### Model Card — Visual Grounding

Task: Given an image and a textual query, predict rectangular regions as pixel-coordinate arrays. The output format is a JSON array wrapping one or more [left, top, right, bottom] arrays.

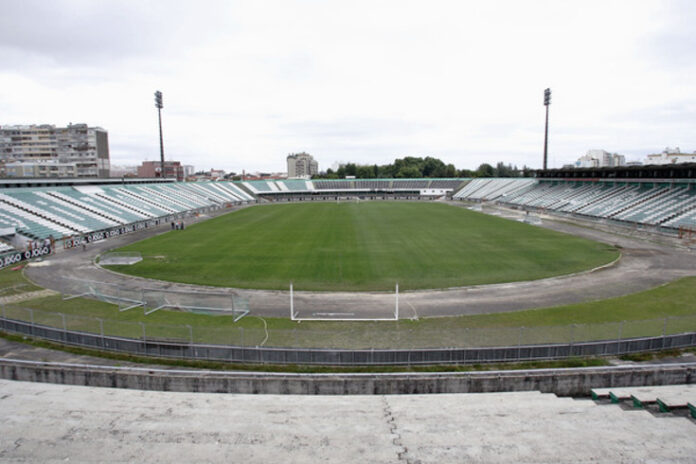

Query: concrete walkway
[[0, 289, 58, 305], [1, 378, 694, 463], [23, 202, 696, 319]]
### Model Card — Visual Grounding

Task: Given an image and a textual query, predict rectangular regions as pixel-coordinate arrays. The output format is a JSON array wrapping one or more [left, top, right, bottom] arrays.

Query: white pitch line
[[313, 312, 355, 317], [406, 301, 419, 320], [254, 316, 269, 347]]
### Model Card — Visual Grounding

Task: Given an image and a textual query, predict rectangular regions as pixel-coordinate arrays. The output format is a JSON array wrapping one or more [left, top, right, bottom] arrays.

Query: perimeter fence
[[1, 305, 695, 351], [1, 310, 695, 365]]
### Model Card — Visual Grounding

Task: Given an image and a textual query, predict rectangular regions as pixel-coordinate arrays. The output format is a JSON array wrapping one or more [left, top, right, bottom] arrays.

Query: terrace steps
[[0, 195, 82, 236], [590, 384, 696, 419], [94, 192, 155, 218], [45, 191, 127, 225]]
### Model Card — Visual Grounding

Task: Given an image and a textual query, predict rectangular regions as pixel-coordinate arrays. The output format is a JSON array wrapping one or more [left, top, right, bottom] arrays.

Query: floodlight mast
[[543, 88, 551, 171], [154, 91, 165, 178]]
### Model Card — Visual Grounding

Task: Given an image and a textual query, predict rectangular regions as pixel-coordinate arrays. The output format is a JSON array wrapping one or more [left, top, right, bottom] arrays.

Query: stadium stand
[[57, 187, 148, 222], [45, 189, 131, 224], [242, 180, 273, 193], [590, 384, 696, 413], [392, 179, 429, 189], [0, 199, 75, 238], [452, 178, 535, 201], [354, 180, 391, 189], [103, 186, 178, 215], [0, 241, 14, 254], [0, 191, 88, 234], [155, 184, 211, 208], [218, 182, 255, 201], [314, 180, 353, 190], [2, 173, 692, 245], [429, 179, 468, 189], [180, 183, 230, 203], [0, 182, 250, 241], [277, 179, 310, 191], [454, 178, 696, 229]]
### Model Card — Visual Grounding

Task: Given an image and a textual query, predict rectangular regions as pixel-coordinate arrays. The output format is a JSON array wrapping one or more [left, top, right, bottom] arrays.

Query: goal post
[[142, 288, 249, 321], [290, 282, 400, 322]]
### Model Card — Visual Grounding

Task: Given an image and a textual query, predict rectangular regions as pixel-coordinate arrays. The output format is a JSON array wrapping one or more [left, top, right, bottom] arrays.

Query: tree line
[[313, 157, 534, 179]]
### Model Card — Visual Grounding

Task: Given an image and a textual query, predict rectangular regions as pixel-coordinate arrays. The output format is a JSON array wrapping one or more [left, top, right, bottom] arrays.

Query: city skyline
[[1, 0, 695, 173]]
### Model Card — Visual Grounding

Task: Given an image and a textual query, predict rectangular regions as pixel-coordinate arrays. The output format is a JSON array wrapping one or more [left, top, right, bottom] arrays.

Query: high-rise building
[[287, 152, 318, 178], [0, 124, 110, 177]]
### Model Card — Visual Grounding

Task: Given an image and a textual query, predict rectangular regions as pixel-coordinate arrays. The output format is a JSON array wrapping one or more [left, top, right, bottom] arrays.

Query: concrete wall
[[1, 358, 694, 396]]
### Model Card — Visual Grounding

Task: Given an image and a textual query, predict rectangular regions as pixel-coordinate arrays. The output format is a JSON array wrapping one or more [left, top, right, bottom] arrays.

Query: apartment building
[[286, 152, 318, 178], [0, 124, 110, 178]]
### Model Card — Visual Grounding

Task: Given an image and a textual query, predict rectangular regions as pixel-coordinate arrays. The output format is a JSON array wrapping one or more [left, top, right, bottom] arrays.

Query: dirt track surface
[[24, 202, 696, 319]]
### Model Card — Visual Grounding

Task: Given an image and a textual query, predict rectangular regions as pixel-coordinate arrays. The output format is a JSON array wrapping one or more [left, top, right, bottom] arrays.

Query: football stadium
[[0, 170, 695, 358], [1, 168, 696, 461], [4, 2, 696, 461]]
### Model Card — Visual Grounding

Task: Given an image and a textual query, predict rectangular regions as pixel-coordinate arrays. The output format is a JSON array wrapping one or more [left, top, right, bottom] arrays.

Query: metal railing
[[1, 306, 695, 365]]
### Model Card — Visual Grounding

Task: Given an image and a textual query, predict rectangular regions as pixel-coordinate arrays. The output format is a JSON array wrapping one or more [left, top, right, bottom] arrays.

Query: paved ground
[[1, 378, 694, 463], [0, 289, 58, 305], [0, 337, 191, 369], [23, 201, 696, 319]]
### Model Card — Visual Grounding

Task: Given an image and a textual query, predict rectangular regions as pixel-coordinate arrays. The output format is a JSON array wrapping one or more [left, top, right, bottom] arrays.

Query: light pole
[[543, 88, 551, 170], [154, 90, 165, 178]]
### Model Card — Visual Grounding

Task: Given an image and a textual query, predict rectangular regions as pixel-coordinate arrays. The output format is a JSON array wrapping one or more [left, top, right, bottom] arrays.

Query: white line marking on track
[[406, 301, 419, 320]]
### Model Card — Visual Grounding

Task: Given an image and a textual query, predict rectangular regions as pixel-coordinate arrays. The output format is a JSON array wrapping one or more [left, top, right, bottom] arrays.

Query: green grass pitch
[[107, 202, 619, 291]]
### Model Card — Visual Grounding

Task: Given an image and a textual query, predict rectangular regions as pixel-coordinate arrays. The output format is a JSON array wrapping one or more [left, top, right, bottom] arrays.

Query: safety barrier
[[2, 316, 695, 366]]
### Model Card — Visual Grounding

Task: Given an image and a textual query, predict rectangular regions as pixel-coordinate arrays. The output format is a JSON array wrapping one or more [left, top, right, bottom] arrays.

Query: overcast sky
[[2, 0, 695, 173]]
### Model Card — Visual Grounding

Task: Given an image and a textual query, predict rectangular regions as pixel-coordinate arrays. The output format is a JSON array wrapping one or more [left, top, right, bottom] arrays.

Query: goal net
[[142, 288, 249, 321]]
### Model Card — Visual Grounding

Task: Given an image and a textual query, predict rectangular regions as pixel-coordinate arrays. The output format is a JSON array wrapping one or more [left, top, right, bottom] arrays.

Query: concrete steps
[[591, 384, 696, 417], [2, 380, 695, 463]]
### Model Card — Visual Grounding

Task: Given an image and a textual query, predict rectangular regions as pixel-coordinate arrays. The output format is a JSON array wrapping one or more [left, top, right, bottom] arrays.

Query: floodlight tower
[[543, 88, 551, 170], [154, 90, 165, 178]]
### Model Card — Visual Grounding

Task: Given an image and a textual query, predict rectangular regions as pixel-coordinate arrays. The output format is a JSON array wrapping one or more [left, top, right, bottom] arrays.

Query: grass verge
[[2, 276, 695, 349]]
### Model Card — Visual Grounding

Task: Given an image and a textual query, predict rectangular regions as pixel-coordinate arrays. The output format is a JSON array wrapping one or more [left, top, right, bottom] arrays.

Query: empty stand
[[392, 179, 429, 189], [314, 180, 354, 190], [457, 178, 696, 229]]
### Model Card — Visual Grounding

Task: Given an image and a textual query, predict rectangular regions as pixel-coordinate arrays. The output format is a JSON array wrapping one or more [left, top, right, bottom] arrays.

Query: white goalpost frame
[[142, 288, 249, 321], [61, 279, 145, 312], [290, 282, 400, 322]]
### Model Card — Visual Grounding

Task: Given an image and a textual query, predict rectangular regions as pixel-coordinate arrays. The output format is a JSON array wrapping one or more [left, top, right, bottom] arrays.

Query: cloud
[[0, 1, 233, 66], [1, 0, 695, 172]]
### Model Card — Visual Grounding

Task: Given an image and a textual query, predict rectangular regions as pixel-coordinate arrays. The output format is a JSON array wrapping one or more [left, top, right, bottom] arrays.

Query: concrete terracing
[[23, 202, 696, 319], [1, 378, 694, 463]]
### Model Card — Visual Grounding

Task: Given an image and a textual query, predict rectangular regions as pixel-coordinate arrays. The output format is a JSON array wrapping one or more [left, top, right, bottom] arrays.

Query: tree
[[476, 163, 495, 177], [422, 157, 445, 177], [356, 165, 375, 178], [395, 166, 421, 178]]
